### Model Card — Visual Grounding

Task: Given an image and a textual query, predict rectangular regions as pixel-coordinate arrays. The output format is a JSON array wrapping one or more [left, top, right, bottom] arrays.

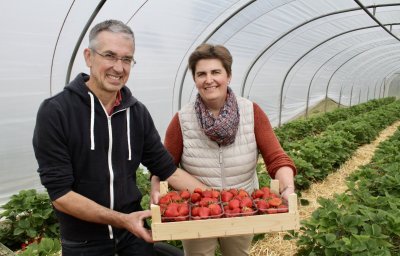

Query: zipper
[[97, 100, 128, 239], [219, 147, 226, 189], [107, 116, 115, 239]]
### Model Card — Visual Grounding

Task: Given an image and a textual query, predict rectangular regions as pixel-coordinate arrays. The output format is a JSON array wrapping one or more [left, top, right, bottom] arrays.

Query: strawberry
[[240, 197, 253, 208], [178, 204, 189, 216], [237, 189, 249, 198], [165, 191, 178, 197], [256, 199, 269, 210], [208, 203, 222, 216], [211, 190, 220, 199], [180, 190, 190, 200], [194, 187, 203, 194], [223, 204, 230, 211], [159, 195, 171, 205], [241, 206, 255, 216], [164, 205, 179, 217], [190, 192, 201, 203], [170, 194, 182, 202], [221, 191, 234, 202], [261, 193, 271, 200], [268, 198, 282, 207], [160, 204, 167, 214], [261, 186, 270, 194], [266, 208, 278, 214], [251, 189, 264, 199], [191, 206, 200, 217], [202, 190, 213, 198], [228, 199, 240, 210], [225, 207, 240, 217], [228, 188, 238, 196], [199, 197, 218, 207], [198, 206, 210, 218], [168, 202, 180, 209], [269, 193, 279, 198]]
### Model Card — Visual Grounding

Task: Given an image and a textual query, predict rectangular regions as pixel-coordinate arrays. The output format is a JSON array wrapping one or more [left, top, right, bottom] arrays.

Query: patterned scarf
[[195, 87, 240, 146]]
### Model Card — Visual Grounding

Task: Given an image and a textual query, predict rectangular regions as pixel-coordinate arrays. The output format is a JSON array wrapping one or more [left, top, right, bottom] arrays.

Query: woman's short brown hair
[[188, 43, 232, 78]]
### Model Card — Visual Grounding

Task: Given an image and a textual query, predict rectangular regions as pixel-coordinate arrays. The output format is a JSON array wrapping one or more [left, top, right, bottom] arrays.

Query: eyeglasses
[[90, 48, 136, 67]]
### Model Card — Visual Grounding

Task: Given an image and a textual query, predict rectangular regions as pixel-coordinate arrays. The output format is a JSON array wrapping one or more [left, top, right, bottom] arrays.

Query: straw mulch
[[250, 120, 400, 256]]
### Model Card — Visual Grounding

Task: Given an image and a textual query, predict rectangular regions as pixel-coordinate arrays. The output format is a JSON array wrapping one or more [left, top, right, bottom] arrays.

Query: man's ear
[[83, 48, 92, 67]]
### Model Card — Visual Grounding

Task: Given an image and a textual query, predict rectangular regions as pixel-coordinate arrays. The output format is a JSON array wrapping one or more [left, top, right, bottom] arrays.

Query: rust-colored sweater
[[164, 102, 296, 178]]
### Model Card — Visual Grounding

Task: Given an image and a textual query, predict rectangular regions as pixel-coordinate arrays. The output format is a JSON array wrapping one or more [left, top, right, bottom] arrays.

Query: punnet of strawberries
[[251, 186, 289, 214], [157, 186, 289, 222], [159, 190, 191, 222]]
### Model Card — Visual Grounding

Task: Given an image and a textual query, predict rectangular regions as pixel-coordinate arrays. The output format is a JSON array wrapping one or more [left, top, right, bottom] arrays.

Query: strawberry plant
[[0, 189, 59, 251], [18, 237, 61, 256], [297, 127, 400, 255]]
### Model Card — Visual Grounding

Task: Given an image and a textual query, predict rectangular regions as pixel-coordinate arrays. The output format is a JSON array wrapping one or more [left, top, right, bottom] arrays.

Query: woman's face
[[194, 58, 231, 107]]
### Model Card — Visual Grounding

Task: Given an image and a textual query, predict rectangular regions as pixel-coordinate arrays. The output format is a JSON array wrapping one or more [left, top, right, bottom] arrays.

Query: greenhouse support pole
[[65, 0, 106, 86], [350, 86, 354, 107]]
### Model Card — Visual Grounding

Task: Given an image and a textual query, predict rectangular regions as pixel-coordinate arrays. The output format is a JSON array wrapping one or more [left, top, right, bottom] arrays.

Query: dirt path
[[250, 120, 400, 256]]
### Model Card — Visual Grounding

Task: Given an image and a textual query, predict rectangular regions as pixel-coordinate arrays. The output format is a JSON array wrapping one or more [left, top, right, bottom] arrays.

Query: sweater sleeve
[[253, 103, 297, 178], [164, 113, 183, 166], [32, 100, 74, 201], [140, 104, 177, 181]]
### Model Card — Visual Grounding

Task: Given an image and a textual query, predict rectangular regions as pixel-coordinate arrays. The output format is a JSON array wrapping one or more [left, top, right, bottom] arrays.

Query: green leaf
[[18, 218, 30, 229], [26, 228, 37, 238], [13, 227, 24, 236], [325, 233, 336, 244]]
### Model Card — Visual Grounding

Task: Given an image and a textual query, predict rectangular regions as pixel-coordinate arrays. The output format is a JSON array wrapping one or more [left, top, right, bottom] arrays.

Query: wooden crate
[[151, 180, 300, 241], [0, 242, 15, 256]]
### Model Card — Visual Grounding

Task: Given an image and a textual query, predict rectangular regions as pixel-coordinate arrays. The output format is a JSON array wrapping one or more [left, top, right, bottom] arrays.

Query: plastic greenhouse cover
[[0, 0, 399, 205]]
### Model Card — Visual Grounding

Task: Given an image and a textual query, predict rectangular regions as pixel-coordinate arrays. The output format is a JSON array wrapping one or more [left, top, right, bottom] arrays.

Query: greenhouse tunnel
[[0, 0, 399, 205]]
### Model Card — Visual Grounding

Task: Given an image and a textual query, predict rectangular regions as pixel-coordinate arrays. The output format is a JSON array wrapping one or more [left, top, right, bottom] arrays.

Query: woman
[[154, 43, 296, 256]]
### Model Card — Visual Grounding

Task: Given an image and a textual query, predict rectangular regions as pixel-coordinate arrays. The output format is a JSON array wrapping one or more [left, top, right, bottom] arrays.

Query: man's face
[[84, 31, 135, 95]]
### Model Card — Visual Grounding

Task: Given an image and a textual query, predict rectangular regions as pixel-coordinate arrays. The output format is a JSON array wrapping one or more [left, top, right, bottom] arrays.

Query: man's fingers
[[138, 227, 154, 243], [140, 209, 152, 218]]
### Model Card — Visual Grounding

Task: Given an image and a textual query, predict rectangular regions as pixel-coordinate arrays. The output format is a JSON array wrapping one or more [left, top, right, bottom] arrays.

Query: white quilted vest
[[178, 97, 259, 193]]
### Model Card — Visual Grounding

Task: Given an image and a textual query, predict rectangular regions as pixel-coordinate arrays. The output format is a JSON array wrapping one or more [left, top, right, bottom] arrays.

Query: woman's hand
[[150, 175, 161, 205], [280, 185, 295, 201]]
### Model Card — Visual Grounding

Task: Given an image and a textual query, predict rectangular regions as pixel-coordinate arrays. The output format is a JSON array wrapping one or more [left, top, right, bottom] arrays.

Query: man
[[33, 19, 206, 256]]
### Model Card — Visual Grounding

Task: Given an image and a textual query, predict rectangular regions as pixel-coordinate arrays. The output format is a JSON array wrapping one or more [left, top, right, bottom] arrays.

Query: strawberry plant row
[[286, 100, 400, 190], [296, 126, 400, 255], [274, 97, 395, 146]]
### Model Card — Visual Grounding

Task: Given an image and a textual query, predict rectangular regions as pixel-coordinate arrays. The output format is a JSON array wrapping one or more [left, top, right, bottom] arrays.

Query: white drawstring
[[88, 92, 95, 150], [126, 108, 132, 160]]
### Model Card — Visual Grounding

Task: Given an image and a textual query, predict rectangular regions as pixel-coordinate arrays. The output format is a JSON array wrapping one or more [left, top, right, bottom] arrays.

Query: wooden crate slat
[[152, 211, 299, 241]]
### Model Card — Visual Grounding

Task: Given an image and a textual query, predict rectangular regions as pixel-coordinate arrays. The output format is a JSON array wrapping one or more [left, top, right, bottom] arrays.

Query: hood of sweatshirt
[[65, 73, 138, 109], [65, 73, 138, 160]]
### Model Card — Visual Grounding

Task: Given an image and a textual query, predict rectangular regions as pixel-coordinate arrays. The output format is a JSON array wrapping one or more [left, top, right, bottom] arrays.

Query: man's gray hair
[[88, 20, 135, 49]]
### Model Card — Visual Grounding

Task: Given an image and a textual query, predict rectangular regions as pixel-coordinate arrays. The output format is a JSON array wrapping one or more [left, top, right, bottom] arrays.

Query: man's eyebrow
[[103, 50, 133, 58]]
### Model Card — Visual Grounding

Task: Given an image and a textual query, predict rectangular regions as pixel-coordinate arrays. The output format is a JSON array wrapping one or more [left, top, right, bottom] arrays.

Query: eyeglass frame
[[90, 48, 137, 67]]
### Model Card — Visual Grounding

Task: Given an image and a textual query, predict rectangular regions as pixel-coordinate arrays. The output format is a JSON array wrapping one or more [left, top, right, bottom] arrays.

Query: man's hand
[[53, 191, 154, 243], [121, 210, 154, 243]]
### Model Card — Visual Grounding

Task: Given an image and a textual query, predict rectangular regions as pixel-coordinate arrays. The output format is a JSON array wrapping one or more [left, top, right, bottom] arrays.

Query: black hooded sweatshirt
[[33, 73, 176, 241]]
